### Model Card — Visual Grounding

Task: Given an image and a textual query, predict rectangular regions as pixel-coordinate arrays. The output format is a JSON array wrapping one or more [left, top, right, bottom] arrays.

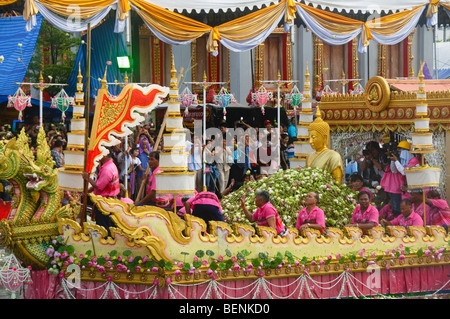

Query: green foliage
[[27, 20, 81, 96], [221, 167, 357, 229]]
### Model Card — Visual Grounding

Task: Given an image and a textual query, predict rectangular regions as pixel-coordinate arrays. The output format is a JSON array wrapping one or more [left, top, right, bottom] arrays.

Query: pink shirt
[[428, 199, 450, 227], [390, 211, 423, 227], [351, 204, 379, 226], [412, 203, 432, 225], [93, 159, 120, 197], [146, 167, 169, 204], [379, 204, 395, 221], [252, 201, 284, 234], [189, 192, 222, 213], [295, 206, 325, 233]]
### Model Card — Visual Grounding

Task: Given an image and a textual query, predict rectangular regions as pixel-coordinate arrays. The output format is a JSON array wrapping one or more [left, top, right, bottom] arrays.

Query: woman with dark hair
[[295, 192, 325, 234], [346, 190, 379, 232]]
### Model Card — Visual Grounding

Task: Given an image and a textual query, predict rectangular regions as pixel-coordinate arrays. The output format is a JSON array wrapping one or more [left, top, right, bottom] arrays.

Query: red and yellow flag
[[86, 83, 169, 173]]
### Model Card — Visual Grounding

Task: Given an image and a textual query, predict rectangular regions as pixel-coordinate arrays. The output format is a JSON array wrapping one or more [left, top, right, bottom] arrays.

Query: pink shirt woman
[[295, 192, 326, 234]]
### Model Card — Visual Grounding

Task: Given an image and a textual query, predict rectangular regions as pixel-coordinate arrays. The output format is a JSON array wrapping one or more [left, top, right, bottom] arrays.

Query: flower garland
[[44, 234, 448, 286]]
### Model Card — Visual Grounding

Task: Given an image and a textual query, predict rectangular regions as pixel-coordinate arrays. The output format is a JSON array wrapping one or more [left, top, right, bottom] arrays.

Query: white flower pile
[[221, 167, 357, 229]]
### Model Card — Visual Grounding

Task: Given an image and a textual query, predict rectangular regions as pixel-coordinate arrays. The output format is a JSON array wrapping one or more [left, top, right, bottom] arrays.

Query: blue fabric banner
[[0, 14, 43, 103]]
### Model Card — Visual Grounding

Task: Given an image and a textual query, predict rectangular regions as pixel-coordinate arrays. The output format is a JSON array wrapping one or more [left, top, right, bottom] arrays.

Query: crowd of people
[[0, 114, 449, 238]]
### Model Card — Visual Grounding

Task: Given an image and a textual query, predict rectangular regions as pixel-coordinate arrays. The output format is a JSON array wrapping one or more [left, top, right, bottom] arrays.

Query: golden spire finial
[[170, 54, 176, 79], [305, 62, 310, 80], [77, 62, 83, 85], [277, 69, 281, 80], [39, 70, 43, 84], [124, 71, 129, 83], [316, 105, 321, 119], [203, 71, 207, 82], [101, 66, 107, 89], [418, 61, 425, 84]]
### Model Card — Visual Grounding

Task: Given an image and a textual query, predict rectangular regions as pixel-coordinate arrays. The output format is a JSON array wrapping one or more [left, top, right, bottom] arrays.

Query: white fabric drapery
[[34, 1, 113, 32]]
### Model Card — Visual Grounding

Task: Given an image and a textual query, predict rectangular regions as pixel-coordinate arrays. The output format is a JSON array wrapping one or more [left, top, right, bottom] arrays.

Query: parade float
[[0, 0, 449, 300], [0, 59, 447, 299]]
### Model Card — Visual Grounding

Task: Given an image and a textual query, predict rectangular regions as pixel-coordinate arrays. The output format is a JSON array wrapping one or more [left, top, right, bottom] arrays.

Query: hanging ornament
[[251, 85, 273, 115], [0, 253, 32, 299], [51, 88, 75, 121], [350, 83, 364, 95], [284, 85, 304, 108], [179, 87, 198, 116], [7, 87, 32, 121], [213, 87, 237, 120]]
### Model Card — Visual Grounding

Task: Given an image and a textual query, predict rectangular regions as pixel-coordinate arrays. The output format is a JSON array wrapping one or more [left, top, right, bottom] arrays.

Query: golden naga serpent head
[[24, 127, 58, 193]]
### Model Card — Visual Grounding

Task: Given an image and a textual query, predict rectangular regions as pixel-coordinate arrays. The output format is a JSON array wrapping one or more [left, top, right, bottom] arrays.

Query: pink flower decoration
[[174, 270, 181, 276], [327, 255, 332, 260], [151, 267, 159, 273], [166, 278, 172, 285], [336, 254, 341, 260], [153, 278, 159, 286]]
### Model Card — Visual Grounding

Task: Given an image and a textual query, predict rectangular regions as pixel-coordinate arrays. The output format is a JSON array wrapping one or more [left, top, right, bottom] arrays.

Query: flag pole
[[81, 22, 92, 224]]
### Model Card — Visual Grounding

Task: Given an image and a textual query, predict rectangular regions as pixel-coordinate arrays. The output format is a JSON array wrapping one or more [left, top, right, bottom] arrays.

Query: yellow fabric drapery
[[23, 0, 39, 22], [207, 1, 286, 52], [366, 4, 425, 36], [297, 3, 372, 46], [131, 0, 211, 42], [426, 0, 440, 18], [0, 0, 17, 5], [37, 2, 109, 18]]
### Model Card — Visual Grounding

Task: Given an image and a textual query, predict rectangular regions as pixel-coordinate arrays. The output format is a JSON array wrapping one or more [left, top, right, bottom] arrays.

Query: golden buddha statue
[[306, 107, 344, 184]]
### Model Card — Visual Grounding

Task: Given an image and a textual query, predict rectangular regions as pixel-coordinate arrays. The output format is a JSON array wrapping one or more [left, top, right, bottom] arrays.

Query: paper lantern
[[7, 88, 31, 120], [51, 88, 75, 120]]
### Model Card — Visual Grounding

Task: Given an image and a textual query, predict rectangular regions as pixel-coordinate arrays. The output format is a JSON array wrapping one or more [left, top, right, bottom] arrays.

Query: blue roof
[[0, 15, 43, 103]]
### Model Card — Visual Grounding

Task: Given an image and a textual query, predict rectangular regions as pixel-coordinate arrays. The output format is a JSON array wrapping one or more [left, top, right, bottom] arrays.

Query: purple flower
[[151, 267, 159, 273], [45, 248, 55, 257]]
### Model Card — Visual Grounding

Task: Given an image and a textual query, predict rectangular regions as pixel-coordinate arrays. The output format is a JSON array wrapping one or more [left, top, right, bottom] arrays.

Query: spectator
[[287, 117, 297, 139], [215, 138, 233, 193], [51, 140, 65, 168], [346, 191, 379, 232], [361, 141, 385, 186], [187, 133, 203, 192], [240, 189, 286, 235], [380, 145, 404, 217], [349, 174, 373, 199], [136, 135, 151, 192], [380, 199, 423, 228], [280, 133, 289, 170], [295, 192, 325, 234], [204, 139, 219, 193]]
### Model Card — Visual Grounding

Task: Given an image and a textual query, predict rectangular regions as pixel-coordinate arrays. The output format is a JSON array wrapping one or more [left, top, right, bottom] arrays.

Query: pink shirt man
[[390, 211, 423, 227], [295, 206, 326, 233], [252, 201, 284, 234], [187, 192, 222, 213], [93, 159, 120, 197], [351, 204, 379, 226]]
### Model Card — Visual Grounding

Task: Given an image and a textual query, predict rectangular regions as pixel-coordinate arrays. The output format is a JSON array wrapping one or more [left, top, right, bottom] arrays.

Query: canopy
[[6, 0, 449, 56], [0, 14, 43, 103]]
